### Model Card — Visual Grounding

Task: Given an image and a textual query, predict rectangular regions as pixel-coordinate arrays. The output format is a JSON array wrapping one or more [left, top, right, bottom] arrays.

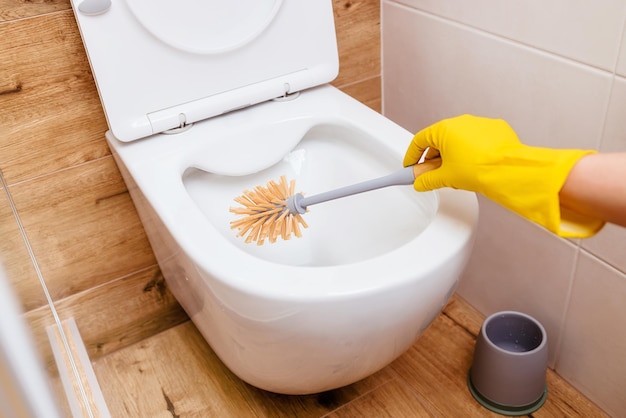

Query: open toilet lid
[[71, 0, 339, 142]]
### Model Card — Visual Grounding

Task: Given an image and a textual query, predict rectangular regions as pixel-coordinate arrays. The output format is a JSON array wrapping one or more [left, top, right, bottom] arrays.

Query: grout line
[[0, 8, 73, 24], [579, 246, 626, 276], [0, 168, 95, 418], [611, 13, 626, 75], [384, 0, 617, 76], [4, 154, 113, 189], [552, 245, 581, 371], [60, 262, 161, 301], [334, 74, 381, 90], [396, 377, 441, 417], [380, 0, 386, 116], [387, 364, 441, 417], [597, 12, 626, 151], [441, 310, 478, 339]]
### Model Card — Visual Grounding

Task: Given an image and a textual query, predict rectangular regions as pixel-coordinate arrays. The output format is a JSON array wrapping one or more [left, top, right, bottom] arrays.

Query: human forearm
[[559, 152, 626, 229]]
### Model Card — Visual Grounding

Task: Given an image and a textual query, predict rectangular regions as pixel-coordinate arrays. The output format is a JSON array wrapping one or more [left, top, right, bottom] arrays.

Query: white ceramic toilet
[[71, 0, 478, 394]]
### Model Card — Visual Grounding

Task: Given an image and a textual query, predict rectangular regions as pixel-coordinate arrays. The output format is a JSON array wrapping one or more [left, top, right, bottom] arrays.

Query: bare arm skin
[[559, 153, 626, 228]]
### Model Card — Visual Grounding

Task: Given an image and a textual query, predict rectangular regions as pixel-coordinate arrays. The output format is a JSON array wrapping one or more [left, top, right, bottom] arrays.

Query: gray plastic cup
[[468, 311, 548, 415]]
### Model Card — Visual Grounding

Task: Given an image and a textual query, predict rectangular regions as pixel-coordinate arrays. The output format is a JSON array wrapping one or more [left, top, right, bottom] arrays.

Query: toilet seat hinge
[[162, 113, 193, 135], [273, 83, 300, 102]]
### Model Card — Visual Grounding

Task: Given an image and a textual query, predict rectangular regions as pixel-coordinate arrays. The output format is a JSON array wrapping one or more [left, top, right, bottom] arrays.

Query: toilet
[[71, 0, 478, 394]]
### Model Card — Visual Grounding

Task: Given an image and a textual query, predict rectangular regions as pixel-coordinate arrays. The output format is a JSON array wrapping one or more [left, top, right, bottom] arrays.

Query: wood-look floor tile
[[0, 11, 110, 184], [9, 156, 156, 301], [25, 265, 189, 376], [0, 184, 48, 311], [0, 0, 70, 22], [91, 296, 609, 417], [94, 320, 398, 418], [93, 321, 265, 418], [53, 266, 188, 360], [442, 294, 484, 337], [391, 311, 502, 417], [534, 370, 610, 418], [326, 379, 436, 417], [332, 0, 380, 87], [246, 367, 395, 418]]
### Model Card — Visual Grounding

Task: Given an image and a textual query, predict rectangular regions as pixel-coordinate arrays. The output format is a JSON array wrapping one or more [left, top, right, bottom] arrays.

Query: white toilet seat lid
[[71, 0, 339, 142], [125, 0, 282, 54]]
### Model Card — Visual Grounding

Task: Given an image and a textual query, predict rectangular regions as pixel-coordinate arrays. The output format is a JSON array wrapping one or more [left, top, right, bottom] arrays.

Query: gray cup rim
[[481, 310, 547, 356]]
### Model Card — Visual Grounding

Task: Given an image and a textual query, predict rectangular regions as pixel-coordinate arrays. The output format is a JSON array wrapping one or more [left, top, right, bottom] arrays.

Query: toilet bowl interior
[[183, 123, 438, 267]]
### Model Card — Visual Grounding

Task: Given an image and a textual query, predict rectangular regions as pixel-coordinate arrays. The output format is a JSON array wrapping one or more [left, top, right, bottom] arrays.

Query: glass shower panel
[[0, 171, 72, 416]]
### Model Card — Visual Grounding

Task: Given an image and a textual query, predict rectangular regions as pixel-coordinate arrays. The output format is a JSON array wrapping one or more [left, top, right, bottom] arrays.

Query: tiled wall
[[381, 1, 626, 415]]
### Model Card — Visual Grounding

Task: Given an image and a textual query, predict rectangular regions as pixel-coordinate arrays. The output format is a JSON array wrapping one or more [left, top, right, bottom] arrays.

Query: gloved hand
[[404, 115, 603, 237]]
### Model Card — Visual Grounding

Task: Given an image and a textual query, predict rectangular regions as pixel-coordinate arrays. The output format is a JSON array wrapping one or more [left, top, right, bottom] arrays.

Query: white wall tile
[[388, 0, 626, 71], [382, 2, 612, 151], [582, 224, 626, 274], [456, 197, 578, 366], [556, 253, 626, 416], [600, 75, 626, 152], [616, 27, 626, 76]]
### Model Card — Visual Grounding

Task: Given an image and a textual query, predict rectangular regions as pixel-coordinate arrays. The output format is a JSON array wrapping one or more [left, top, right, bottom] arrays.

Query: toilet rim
[[110, 87, 478, 300], [121, 157, 476, 303], [142, 165, 475, 300]]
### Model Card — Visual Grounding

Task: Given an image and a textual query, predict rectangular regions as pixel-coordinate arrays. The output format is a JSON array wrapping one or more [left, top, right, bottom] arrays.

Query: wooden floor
[[91, 295, 607, 417]]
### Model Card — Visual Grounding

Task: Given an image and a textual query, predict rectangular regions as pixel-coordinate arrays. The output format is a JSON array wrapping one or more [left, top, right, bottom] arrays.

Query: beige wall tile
[[583, 224, 626, 274], [556, 253, 626, 416], [599, 75, 626, 153], [388, 0, 626, 71], [382, 2, 611, 151], [616, 25, 626, 77]]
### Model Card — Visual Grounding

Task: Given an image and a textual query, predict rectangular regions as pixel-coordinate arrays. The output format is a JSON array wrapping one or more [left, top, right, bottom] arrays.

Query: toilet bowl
[[71, 0, 478, 394]]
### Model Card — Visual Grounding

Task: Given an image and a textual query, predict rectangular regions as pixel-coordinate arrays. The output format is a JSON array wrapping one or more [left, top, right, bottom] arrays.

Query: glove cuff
[[484, 147, 603, 238]]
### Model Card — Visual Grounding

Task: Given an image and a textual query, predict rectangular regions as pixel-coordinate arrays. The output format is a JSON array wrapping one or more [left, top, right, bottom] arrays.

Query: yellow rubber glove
[[404, 115, 604, 238]]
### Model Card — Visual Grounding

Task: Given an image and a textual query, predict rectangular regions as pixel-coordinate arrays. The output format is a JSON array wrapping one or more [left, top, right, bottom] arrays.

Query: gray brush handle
[[287, 165, 416, 215]]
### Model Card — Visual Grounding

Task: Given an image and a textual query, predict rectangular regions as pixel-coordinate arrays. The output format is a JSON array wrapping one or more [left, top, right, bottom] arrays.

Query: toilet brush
[[229, 158, 441, 245]]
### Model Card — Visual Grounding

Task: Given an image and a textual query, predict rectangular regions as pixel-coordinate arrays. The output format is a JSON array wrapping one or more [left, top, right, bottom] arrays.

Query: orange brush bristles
[[229, 175, 308, 245]]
